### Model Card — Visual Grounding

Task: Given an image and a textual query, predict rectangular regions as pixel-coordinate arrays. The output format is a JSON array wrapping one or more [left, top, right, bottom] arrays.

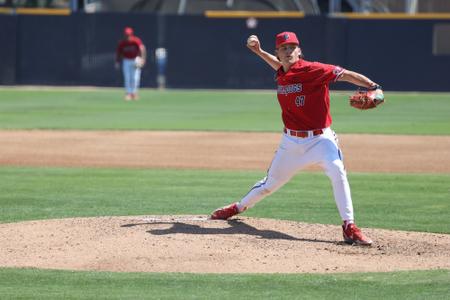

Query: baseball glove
[[349, 85, 385, 110]]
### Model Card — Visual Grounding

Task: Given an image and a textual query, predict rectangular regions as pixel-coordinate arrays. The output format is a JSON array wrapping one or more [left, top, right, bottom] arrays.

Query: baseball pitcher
[[211, 32, 385, 246]]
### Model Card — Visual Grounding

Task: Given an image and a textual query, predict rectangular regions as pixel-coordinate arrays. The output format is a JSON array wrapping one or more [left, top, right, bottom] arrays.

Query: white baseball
[[247, 36, 258, 47]]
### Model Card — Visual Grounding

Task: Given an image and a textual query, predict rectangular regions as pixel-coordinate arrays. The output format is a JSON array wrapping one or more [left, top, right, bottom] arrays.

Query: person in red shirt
[[211, 32, 383, 246], [115, 27, 147, 101]]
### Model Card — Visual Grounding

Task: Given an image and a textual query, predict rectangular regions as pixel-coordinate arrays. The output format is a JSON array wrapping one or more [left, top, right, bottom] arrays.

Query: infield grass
[[1, 167, 449, 233], [0, 268, 448, 300], [0, 88, 449, 134]]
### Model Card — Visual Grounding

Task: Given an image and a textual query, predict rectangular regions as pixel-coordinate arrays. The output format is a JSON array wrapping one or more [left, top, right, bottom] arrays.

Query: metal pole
[[178, 0, 187, 15], [310, 0, 320, 15], [156, 14, 167, 89], [406, 0, 418, 14], [329, 0, 342, 14], [361, 0, 371, 13], [70, 0, 78, 12]]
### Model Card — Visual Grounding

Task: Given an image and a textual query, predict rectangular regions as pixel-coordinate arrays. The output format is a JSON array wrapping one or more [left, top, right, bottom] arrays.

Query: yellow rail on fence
[[332, 12, 450, 20], [205, 10, 304, 18], [0, 7, 70, 15]]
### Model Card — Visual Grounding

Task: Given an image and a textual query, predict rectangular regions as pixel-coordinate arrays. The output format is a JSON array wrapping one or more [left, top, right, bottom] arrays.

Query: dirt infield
[[1, 130, 449, 273], [1, 130, 450, 173]]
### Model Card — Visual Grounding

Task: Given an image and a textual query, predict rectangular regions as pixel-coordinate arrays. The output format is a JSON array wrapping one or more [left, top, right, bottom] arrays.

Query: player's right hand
[[114, 62, 120, 70], [246, 35, 261, 52]]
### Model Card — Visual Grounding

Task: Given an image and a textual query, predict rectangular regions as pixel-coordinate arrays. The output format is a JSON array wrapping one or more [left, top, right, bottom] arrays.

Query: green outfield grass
[[0, 268, 448, 300], [0, 88, 449, 134]]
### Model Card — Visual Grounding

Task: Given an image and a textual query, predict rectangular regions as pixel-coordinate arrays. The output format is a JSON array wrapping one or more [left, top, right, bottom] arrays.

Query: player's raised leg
[[211, 139, 297, 220], [210, 173, 292, 220]]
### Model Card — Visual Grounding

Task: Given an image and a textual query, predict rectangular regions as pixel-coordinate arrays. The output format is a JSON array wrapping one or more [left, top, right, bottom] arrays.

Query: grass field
[[1, 167, 449, 233], [0, 88, 449, 299], [0, 88, 449, 134], [0, 268, 448, 300]]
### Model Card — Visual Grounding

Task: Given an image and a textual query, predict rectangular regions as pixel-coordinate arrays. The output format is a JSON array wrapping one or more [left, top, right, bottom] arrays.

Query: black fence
[[0, 13, 449, 91]]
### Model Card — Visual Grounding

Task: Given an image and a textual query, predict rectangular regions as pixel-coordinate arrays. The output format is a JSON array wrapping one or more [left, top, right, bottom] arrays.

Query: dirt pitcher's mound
[[1, 216, 449, 274]]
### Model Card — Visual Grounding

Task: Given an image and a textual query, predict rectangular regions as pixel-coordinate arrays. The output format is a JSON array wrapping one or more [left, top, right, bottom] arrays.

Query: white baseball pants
[[237, 128, 354, 222], [122, 58, 141, 94]]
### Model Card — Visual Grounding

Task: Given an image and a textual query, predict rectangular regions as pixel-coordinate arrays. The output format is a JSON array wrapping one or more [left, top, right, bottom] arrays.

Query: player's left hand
[[349, 86, 384, 110]]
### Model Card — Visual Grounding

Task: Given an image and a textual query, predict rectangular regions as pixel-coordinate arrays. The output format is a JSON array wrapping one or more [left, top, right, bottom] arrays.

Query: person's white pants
[[237, 127, 354, 222], [122, 58, 141, 94]]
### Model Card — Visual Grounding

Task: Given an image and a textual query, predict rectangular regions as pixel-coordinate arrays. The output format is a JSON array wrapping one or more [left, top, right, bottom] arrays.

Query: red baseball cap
[[275, 31, 299, 48], [124, 27, 134, 36]]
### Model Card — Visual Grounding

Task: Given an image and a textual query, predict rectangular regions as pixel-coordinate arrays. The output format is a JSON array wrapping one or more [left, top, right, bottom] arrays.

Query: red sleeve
[[311, 62, 345, 84]]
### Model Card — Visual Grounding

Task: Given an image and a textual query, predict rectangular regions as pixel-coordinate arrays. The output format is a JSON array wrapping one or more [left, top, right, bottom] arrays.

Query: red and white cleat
[[342, 222, 373, 246], [210, 203, 239, 220]]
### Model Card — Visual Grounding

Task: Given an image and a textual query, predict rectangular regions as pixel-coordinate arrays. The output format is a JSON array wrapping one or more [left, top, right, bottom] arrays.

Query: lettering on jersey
[[295, 95, 305, 107], [277, 83, 303, 95]]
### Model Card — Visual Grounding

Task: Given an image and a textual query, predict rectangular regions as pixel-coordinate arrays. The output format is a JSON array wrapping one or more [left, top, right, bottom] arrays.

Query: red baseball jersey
[[116, 36, 143, 59], [276, 59, 345, 130]]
